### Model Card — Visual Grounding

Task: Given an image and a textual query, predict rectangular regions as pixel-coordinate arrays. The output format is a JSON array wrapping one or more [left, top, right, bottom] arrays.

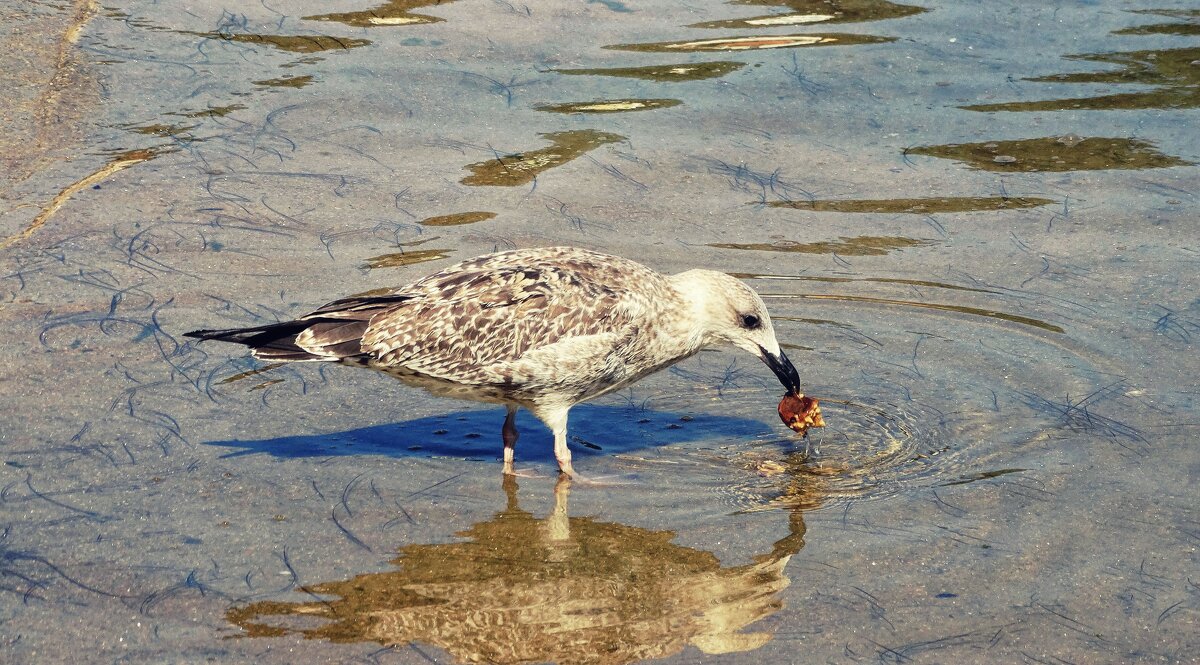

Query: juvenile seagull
[[186, 246, 804, 478]]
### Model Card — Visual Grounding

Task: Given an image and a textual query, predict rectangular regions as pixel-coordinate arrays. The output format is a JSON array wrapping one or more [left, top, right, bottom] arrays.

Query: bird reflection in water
[[226, 476, 817, 663]]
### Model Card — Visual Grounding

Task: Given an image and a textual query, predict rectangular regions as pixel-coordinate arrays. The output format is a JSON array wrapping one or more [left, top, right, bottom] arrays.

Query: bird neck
[[668, 270, 723, 350]]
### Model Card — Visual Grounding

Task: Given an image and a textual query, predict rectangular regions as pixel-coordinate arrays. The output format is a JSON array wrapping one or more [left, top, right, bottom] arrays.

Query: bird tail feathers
[[185, 321, 331, 361], [186, 294, 407, 361]]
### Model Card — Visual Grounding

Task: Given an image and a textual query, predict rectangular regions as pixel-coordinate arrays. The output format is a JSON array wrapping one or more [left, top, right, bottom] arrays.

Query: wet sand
[[1, 1, 1197, 663]]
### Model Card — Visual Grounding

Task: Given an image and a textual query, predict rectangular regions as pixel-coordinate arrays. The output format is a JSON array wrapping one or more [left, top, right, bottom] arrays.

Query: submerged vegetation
[[460, 130, 626, 186], [908, 136, 1192, 172]]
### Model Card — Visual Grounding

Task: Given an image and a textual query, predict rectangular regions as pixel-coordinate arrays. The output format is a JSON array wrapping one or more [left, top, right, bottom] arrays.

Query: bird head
[[671, 269, 803, 394]]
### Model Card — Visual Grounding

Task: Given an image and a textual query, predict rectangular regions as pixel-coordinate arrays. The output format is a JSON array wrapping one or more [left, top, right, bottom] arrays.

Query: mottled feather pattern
[[285, 296, 412, 360], [359, 250, 675, 393], [249, 248, 680, 402]]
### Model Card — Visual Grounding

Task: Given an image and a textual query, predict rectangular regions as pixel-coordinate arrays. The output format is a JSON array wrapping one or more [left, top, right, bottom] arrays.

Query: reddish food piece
[[778, 393, 825, 436]]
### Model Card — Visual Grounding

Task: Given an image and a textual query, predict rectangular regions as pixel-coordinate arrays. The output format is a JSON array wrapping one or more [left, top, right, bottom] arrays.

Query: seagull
[[185, 246, 804, 478]]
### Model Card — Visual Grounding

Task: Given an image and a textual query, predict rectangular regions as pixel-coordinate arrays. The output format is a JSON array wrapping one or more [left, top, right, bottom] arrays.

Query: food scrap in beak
[[778, 392, 825, 436]]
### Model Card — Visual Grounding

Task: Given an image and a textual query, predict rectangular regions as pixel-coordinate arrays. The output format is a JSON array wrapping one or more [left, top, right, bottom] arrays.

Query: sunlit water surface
[[1, 1, 1196, 663]]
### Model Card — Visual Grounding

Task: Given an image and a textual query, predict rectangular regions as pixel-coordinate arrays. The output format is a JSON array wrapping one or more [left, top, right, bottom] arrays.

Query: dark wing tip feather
[[187, 292, 407, 363], [185, 328, 241, 341], [184, 321, 320, 360], [184, 322, 305, 343], [186, 317, 378, 363]]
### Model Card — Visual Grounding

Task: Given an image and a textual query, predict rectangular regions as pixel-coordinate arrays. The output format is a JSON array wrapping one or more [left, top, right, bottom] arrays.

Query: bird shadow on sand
[[205, 404, 775, 464]]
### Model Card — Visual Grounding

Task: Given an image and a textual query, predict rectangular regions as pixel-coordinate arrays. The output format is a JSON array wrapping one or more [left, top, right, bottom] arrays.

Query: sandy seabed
[[1, 1, 1197, 663]]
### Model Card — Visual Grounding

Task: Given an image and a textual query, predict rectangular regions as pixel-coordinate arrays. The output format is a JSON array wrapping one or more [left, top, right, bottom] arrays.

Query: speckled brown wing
[[289, 294, 415, 359], [358, 249, 665, 384], [187, 248, 673, 371]]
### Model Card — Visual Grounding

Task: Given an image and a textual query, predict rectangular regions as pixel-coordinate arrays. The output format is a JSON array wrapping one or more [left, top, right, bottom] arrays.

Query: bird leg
[[533, 406, 577, 479], [553, 425, 577, 479], [501, 405, 519, 475], [531, 405, 631, 483]]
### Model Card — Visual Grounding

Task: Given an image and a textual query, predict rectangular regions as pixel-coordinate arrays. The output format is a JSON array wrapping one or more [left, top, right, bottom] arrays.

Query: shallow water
[[1, 1, 1197, 663]]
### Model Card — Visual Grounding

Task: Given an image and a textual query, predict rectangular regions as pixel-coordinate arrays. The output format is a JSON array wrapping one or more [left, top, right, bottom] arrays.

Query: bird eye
[[740, 313, 762, 329]]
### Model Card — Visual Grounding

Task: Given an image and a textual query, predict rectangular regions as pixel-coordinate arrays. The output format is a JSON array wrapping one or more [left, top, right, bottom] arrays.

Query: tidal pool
[[1, 0, 1196, 663]]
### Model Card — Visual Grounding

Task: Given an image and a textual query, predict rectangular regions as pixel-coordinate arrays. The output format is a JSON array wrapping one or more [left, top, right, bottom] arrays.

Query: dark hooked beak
[[760, 346, 803, 395]]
